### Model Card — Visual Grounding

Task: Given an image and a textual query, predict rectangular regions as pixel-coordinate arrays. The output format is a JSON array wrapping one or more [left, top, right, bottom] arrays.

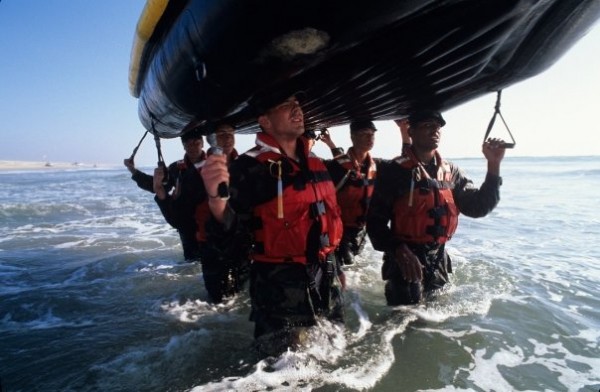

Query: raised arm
[[393, 118, 411, 152], [200, 153, 230, 223], [319, 129, 345, 158]]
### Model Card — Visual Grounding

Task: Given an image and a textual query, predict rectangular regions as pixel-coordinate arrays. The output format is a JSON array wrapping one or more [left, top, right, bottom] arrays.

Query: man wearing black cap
[[201, 94, 345, 355], [124, 128, 241, 303], [320, 120, 378, 265], [123, 128, 207, 261], [204, 121, 250, 301], [151, 129, 206, 253], [367, 110, 506, 305], [123, 128, 204, 195], [152, 127, 245, 303]]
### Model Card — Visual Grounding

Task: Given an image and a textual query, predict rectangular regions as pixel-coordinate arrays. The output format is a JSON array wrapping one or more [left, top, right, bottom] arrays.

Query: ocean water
[[0, 156, 599, 392]]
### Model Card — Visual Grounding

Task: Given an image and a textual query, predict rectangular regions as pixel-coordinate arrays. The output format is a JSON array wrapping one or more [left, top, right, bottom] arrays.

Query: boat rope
[[151, 117, 169, 185], [153, 133, 167, 167], [483, 90, 516, 148], [128, 130, 149, 161]]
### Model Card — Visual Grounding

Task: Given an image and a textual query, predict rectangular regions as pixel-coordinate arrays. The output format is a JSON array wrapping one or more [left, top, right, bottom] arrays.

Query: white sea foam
[[348, 292, 373, 339], [422, 334, 600, 392], [138, 263, 174, 273], [159, 298, 241, 323], [576, 328, 600, 346], [194, 312, 416, 391], [89, 328, 214, 390], [468, 346, 525, 391], [548, 291, 564, 302], [1, 309, 94, 330], [529, 339, 600, 390]]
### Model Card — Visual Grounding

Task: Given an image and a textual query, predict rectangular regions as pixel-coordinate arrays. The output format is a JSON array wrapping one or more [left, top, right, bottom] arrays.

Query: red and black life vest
[[334, 148, 377, 228], [246, 133, 342, 264], [173, 155, 211, 242], [391, 149, 459, 244]]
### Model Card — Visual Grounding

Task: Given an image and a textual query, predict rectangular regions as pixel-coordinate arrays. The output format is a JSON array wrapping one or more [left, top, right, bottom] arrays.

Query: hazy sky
[[1, 2, 599, 167]]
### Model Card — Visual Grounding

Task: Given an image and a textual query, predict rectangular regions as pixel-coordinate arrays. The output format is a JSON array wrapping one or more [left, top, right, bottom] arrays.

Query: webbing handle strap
[[153, 133, 166, 166], [129, 130, 149, 161], [484, 90, 516, 148], [150, 117, 169, 186], [150, 116, 166, 167]]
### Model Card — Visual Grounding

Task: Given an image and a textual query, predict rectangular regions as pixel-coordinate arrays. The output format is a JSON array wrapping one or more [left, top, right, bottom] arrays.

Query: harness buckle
[[426, 225, 446, 238], [310, 200, 326, 218], [428, 206, 447, 219], [319, 233, 330, 248]]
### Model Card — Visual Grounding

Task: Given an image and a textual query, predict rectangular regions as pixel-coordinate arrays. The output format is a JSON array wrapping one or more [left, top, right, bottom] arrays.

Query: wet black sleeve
[[451, 164, 502, 218], [323, 159, 348, 186], [131, 161, 179, 194], [155, 165, 206, 230], [165, 162, 180, 192], [206, 155, 270, 245], [330, 147, 345, 158], [131, 170, 154, 193], [366, 160, 408, 254], [154, 195, 178, 228]]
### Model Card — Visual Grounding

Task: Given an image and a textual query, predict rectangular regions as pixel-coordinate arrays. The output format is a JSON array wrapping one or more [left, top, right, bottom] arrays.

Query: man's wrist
[[207, 197, 228, 223], [486, 161, 501, 176]]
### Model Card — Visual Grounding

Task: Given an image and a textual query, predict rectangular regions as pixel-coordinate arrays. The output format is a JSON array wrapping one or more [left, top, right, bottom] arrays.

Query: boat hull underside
[[133, 0, 600, 137]]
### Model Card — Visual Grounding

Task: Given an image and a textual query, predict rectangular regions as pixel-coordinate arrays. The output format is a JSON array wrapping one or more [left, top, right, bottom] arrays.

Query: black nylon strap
[[484, 90, 516, 148], [129, 130, 149, 160], [151, 117, 168, 186]]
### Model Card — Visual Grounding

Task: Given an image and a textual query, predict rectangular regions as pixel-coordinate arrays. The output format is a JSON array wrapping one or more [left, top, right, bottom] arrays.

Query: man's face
[[182, 137, 204, 161], [259, 96, 304, 139], [215, 125, 235, 154], [351, 128, 375, 152], [409, 120, 442, 151]]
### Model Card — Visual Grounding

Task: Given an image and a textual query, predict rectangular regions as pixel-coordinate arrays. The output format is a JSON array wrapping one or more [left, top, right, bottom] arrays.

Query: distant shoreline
[[1, 155, 597, 172], [0, 160, 114, 171]]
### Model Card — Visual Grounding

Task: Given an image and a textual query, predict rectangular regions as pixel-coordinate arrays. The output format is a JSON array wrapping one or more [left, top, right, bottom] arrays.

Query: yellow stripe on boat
[[128, 0, 169, 97]]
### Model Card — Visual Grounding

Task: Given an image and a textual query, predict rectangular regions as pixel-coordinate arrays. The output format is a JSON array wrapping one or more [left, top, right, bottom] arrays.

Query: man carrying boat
[[202, 121, 250, 302], [124, 128, 207, 261], [367, 110, 506, 305], [320, 121, 378, 265], [318, 119, 412, 265], [124, 127, 244, 303], [201, 93, 345, 354]]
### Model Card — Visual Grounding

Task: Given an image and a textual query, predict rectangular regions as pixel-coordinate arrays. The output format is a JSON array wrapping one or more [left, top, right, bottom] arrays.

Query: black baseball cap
[[251, 90, 306, 115], [408, 110, 446, 127], [349, 120, 377, 133], [180, 127, 204, 142]]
